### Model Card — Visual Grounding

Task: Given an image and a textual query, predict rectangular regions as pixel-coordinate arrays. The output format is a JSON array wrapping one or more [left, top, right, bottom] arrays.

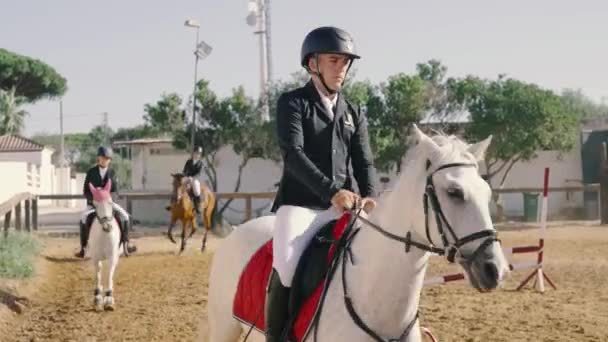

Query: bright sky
[[1, 0, 606, 136]]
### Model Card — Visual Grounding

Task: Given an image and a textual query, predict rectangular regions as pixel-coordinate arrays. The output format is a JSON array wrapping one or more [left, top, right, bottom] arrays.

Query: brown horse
[[167, 173, 216, 252]]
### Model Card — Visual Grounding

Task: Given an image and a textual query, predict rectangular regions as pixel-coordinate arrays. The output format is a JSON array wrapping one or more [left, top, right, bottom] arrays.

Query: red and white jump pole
[[515, 167, 557, 292], [424, 260, 539, 286]]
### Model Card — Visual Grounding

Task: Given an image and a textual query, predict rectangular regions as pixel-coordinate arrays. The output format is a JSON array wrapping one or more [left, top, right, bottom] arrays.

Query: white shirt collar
[[313, 81, 338, 113], [99, 166, 108, 178]]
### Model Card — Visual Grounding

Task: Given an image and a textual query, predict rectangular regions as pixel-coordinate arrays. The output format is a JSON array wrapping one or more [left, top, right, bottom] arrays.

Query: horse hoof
[[104, 303, 115, 311], [94, 296, 103, 311], [167, 233, 177, 244]]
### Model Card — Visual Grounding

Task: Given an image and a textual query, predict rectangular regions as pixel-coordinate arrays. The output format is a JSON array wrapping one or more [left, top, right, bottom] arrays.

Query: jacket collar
[[304, 80, 345, 123]]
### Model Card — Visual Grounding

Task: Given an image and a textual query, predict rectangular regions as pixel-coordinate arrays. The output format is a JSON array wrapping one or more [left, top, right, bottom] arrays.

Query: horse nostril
[[483, 262, 499, 281]]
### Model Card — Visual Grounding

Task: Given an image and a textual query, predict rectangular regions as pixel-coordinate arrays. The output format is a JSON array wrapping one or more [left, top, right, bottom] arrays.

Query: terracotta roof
[[0, 135, 46, 152], [113, 138, 173, 146]]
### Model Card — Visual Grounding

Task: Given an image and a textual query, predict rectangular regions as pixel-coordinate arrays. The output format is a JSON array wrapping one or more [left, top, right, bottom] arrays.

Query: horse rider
[[75, 146, 137, 258], [265, 26, 378, 341], [180, 146, 205, 216]]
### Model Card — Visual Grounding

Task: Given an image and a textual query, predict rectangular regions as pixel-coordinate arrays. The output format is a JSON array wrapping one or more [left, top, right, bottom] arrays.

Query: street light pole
[[59, 100, 66, 167], [264, 0, 272, 85], [191, 27, 200, 157], [185, 19, 212, 156], [247, 0, 270, 122]]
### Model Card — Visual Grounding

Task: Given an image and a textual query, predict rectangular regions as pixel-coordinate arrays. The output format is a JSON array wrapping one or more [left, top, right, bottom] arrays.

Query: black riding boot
[[265, 269, 291, 342], [121, 219, 137, 255], [193, 195, 202, 214], [75, 222, 88, 258]]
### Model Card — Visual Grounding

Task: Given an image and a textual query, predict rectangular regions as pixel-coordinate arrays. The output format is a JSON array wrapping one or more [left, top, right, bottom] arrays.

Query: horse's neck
[[345, 169, 429, 338]]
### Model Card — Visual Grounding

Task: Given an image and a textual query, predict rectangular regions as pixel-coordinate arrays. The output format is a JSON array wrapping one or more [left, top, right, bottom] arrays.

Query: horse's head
[[402, 125, 509, 291], [171, 173, 192, 204], [171, 173, 185, 189], [88, 180, 114, 232]]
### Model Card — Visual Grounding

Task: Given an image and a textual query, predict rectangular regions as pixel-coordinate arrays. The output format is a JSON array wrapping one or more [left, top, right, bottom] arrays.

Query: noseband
[[94, 204, 114, 233], [336, 161, 499, 342]]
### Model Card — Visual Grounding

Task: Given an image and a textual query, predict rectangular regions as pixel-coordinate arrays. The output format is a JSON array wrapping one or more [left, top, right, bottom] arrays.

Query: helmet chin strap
[[312, 54, 353, 96]]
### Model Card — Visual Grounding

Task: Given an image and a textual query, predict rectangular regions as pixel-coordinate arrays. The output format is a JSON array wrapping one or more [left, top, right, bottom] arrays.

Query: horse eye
[[446, 187, 465, 200]]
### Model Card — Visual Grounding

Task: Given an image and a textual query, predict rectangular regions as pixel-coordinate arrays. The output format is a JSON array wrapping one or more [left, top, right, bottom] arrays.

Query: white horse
[[87, 180, 124, 311], [203, 125, 510, 341]]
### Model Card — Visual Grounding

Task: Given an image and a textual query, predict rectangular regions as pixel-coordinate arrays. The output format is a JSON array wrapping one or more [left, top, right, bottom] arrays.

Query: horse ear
[[104, 179, 112, 192], [468, 135, 493, 162], [410, 124, 440, 153], [410, 124, 425, 145]]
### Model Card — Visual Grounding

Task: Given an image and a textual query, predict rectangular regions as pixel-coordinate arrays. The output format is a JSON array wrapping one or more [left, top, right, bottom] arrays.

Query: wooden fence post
[[3, 210, 11, 237], [32, 198, 38, 231], [15, 203, 22, 231], [245, 196, 252, 223], [25, 199, 31, 232], [127, 198, 133, 216], [600, 143, 608, 224]]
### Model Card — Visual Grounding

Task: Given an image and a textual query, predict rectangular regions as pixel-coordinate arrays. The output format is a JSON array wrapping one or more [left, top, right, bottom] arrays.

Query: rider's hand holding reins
[[331, 189, 360, 213], [360, 197, 377, 213]]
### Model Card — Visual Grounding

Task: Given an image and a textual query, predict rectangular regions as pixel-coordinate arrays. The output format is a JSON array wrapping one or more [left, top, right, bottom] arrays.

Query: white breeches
[[189, 177, 201, 197], [80, 203, 130, 223], [272, 205, 341, 287]]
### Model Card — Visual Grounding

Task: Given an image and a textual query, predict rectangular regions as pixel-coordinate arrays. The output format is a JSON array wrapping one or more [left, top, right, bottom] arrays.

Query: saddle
[[233, 213, 354, 341]]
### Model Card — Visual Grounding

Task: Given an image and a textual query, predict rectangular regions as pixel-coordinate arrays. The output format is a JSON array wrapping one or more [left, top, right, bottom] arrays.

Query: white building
[[0, 135, 84, 207]]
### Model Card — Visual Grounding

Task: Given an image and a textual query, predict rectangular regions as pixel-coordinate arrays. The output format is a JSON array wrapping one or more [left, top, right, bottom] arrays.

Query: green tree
[[31, 132, 88, 166], [71, 125, 131, 190], [416, 59, 449, 114], [143, 93, 185, 134], [174, 80, 280, 217], [373, 73, 427, 172], [461, 76, 578, 217], [0, 49, 67, 103], [0, 88, 28, 134], [560, 88, 608, 120], [174, 80, 222, 190], [342, 80, 396, 173], [112, 125, 161, 141]]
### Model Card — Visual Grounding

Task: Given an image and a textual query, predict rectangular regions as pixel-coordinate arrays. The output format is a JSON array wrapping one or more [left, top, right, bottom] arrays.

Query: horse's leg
[[104, 251, 119, 311], [167, 218, 177, 244], [201, 227, 208, 252], [204, 193, 214, 231], [94, 260, 103, 311], [179, 220, 187, 254], [189, 214, 197, 238]]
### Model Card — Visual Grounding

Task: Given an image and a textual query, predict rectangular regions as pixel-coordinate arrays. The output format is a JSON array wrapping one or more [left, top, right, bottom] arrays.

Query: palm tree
[[0, 87, 28, 135]]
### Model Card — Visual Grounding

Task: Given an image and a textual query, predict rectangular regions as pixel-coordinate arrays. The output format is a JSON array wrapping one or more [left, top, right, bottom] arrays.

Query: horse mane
[[401, 130, 476, 172]]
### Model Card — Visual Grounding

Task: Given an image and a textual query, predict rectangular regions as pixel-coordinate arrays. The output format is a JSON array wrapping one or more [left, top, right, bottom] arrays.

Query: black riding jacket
[[271, 80, 376, 212]]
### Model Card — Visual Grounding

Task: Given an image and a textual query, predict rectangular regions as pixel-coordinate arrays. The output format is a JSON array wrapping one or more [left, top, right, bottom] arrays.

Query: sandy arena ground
[[1, 223, 607, 342]]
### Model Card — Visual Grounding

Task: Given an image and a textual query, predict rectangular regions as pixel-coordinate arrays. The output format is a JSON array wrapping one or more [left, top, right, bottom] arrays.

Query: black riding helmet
[[301, 26, 360, 94], [97, 146, 113, 159]]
